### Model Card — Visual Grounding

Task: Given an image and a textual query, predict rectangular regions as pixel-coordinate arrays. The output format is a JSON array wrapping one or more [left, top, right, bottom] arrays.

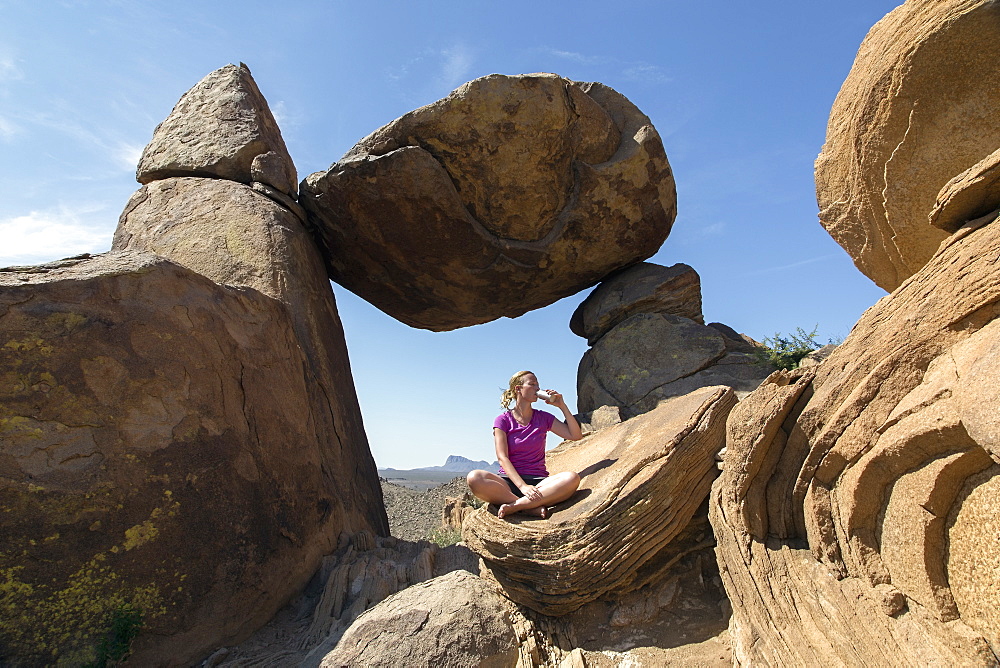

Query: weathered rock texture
[[930, 147, 1000, 233], [815, 0, 1000, 291], [0, 252, 379, 666], [710, 211, 1000, 665], [0, 65, 386, 666], [316, 570, 524, 667], [570, 262, 703, 345], [301, 73, 676, 331], [136, 64, 298, 197], [463, 386, 736, 615], [573, 262, 768, 416]]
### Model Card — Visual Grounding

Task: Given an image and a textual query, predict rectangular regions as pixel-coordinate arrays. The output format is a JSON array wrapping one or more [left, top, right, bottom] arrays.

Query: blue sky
[[0, 1, 897, 468]]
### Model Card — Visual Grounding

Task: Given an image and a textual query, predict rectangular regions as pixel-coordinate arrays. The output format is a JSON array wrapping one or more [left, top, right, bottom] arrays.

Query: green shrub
[[83, 604, 143, 668], [427, 526, 463, 547], [755, 326, 821, 371]]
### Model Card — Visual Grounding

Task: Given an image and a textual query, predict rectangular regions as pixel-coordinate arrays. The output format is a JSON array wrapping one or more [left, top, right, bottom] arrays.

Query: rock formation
[[315, 570, 525, 667], [815, 0, 1000, 291], [0, 65, 386, 666], [136, 63, 298, 197], [711, 208, 1000, 664], [463, 386, 735, 615], [300, 73, 676, 331], [574, 262, 770, 416]]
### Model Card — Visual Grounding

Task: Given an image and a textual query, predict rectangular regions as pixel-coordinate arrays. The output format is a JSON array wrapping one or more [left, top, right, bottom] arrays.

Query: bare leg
[[467, 469, 519, 506], [496, 471, 581, 520]]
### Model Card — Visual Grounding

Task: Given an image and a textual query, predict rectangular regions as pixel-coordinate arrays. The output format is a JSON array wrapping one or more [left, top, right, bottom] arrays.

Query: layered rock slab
[[0, 252, 379, 666], [815, 0, 1000, 291], [710, 210, 1000, 664], [463, 386, 736, 616], [136, 63, 297, 197], [300, 73, 676, 331]]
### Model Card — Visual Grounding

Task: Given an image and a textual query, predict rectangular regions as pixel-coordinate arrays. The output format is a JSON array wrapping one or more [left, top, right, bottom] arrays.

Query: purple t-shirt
[[493, 409, 556, 477]]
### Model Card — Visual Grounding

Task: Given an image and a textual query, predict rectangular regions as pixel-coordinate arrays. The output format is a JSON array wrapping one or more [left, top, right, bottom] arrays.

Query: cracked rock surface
[[300, 73, 676, 331], [815, 0, 1000, 291]]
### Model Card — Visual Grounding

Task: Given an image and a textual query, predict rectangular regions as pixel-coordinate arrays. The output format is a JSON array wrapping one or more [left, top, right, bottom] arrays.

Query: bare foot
[[498, 503, 548, 520]]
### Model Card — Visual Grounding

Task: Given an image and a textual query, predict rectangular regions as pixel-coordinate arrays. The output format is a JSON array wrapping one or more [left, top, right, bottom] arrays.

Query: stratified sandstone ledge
[[301, 73, 676, 331], [463, 386, 736, 616], [710, 210, 1000, 665]]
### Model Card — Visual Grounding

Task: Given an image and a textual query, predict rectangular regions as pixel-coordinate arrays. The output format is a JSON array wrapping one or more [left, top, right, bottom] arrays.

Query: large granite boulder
[[463, 386, 736, 615], [710, 210, 1000, 664], [300, 73, 676, 331], [0, 252, 380, 666], [569, 262, 703, 345], [815, 0, 1000, 291], [314, 570, 524, 668], [136, 63, 298, 197]]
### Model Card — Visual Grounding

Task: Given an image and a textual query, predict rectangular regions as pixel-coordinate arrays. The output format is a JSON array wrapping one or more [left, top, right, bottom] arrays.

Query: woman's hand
[[519, 484, 543, 502], [544, 389, 566, 407]]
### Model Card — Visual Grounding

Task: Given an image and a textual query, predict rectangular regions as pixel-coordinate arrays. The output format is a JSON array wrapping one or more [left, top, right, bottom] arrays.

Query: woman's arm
[[494, 427, 542, 501], [544, 390, 584, 441]]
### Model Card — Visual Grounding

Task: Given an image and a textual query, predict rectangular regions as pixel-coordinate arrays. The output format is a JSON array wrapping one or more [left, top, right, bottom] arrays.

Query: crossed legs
[[466, 470, 581, 519]]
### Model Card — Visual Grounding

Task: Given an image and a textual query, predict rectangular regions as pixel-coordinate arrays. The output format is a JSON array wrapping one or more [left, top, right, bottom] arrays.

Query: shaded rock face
[[317, 570, 523, 668], [0, 253, 374, 665], [570, 262, 703, 345], [573, 262, 769, 417], [137, 64, 298, 197], [300, 73, 676, 331], [0, 65, 387, 666], [815, 0, 1000, 291], [463, 386, 736, 615], [710, 212, 1000, 665]]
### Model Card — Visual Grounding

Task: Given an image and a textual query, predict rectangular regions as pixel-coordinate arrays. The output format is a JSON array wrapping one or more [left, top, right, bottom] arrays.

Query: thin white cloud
[[111, 141, 143, 171], [0, 205, 114, 267], [743, 254, 838, 277], [623, 63, 671, 84], [0, 55, 22, 82], [0, 115, 19, 140], [546, 49, 605, 65], [438, 44, 474, 91]]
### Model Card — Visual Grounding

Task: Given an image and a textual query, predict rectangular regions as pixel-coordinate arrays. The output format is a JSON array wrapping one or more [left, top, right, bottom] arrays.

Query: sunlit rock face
[[300, 73, 677, 331], [136, 63, 298, 197], [463, 386, 735, 616], [815, 0, 1000, 291], [710, 210, 1000, 665]]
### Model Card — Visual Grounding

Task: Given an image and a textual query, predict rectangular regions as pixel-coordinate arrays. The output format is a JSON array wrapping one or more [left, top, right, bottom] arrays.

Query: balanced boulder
[[710, 210, 1000, 664], [463, 385, 735, 616], [300, 73, 676, 331], [815, 0, 1000, 291]]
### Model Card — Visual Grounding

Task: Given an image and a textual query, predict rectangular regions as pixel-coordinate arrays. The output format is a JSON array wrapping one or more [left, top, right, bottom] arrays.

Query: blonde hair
[[500, 370, 534, 410]]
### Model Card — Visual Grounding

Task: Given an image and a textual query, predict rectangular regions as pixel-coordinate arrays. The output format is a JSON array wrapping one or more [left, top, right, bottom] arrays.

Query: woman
[[467, 370, 582, 519]]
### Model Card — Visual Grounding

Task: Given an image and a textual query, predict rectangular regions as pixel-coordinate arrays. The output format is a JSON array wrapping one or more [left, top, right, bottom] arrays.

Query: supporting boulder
[[300, 73, 676, 331], [463, 386, 736, 616]]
